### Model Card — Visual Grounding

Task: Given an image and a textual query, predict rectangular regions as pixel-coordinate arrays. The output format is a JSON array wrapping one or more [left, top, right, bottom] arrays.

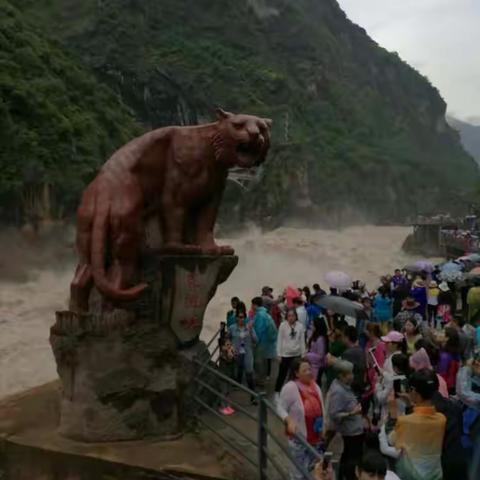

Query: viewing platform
[[403, 215, 480, 257], [0, 382, 229, 480]]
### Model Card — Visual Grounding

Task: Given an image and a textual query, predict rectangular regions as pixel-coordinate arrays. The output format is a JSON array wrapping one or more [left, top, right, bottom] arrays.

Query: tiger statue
[[70, 109, 272, 311]]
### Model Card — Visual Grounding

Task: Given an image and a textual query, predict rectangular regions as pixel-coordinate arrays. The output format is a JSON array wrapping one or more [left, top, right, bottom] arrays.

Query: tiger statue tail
[[90, 192, 148, 302]]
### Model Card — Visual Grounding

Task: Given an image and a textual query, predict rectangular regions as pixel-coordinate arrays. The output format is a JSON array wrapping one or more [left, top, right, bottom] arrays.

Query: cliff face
[[13, 0, 480, 225], [448, 116, 480, 165]]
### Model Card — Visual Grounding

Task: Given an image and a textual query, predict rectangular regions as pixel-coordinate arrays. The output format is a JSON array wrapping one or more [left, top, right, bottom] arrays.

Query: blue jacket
[[306, 303, 322, 324], [226, 310, 236, 328], [253, 306, 278, 359], [374, 294, 393, 322], [410, 286, 428, 318]]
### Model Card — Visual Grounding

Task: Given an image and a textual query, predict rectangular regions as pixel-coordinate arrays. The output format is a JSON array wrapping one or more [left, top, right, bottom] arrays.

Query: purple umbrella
[[414, 260, 434, 273]]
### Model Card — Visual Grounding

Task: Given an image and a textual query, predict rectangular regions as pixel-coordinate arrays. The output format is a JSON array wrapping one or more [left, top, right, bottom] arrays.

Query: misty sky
[[338, 0, 480, 124]]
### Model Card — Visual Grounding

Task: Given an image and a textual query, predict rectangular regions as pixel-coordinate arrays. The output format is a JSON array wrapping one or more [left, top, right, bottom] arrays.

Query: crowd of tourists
[[217, 267, 480, 480]]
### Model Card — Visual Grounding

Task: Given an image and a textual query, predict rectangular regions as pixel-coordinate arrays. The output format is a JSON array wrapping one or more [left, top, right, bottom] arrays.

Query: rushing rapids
[[0, 224, 424, 398]]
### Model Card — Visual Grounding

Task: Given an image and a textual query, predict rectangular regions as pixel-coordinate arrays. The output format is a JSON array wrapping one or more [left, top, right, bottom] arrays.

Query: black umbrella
[[312, 294, 364, 318]]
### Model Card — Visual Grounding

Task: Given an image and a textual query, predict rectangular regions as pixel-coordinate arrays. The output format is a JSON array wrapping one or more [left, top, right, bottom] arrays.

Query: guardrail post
[[257, 392, 268, 480]]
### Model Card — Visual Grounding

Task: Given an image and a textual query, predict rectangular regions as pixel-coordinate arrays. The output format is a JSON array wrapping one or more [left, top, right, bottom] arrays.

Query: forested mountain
[[448, 116, 480, 165], [3, 0, 479, 227], [0, 0, 140, 225]]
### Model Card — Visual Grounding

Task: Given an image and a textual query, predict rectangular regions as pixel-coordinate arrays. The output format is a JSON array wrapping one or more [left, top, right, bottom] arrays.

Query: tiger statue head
[[212, 108, 272, 168]]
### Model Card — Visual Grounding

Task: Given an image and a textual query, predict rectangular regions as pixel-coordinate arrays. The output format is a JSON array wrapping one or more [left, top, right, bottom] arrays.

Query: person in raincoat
[[285, 286, 301, 308], [373, 286, 393, 333], [226, 296, 240, 328], [409, 278, 427, 321], [467, 280, 480, 323], [252, 296, 278, 380]]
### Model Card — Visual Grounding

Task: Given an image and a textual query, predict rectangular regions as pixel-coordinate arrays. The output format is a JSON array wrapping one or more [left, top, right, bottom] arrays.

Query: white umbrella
[[324, 271, 352, 290]]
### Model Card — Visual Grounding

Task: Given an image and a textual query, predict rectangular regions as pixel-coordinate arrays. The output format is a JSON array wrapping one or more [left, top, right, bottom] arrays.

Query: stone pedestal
[[0, 383, 230, 480], [50, 254, 238, 442]]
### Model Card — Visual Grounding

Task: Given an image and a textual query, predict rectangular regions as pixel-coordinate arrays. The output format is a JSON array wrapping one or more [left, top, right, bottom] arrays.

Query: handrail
[[194, 377, 259, 421], [193, 326, 222, 391], [193, 323, 327, 479], [192, 358, 258, 397], [262, 424, 315, 480], [257, 392, 268, 480], [193, 395, 259, 447], [195, 414, 258, 469], [263, 398, 324, 468], [205, 326, 223, 350]]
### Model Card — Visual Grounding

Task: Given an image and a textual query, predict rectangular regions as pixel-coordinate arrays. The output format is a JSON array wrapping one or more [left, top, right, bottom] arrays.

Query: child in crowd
[[427, 281, 439, 327], [218, 337, 236, 415]]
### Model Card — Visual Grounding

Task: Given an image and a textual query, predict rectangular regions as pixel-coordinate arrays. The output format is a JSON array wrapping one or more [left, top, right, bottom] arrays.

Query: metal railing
[[192, 331, 328, 479]]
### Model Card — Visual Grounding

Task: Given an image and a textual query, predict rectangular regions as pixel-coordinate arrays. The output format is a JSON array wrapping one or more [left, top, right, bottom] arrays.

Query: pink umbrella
[[324, 271, 352, 290], [285, 285, 301, 308]]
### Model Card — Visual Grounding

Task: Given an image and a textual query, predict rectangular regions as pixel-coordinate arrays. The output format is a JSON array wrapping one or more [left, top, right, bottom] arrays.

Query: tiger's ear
[[215, 107, 233, 120], [264, 118, 273, 128]]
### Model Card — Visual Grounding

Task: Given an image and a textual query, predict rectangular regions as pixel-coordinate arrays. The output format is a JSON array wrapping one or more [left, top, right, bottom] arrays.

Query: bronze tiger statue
[[70, 109, 272, 311]]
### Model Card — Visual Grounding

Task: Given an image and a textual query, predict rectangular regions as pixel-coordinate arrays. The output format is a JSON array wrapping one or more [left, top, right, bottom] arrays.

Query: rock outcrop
[[50, 254, 237, 442]]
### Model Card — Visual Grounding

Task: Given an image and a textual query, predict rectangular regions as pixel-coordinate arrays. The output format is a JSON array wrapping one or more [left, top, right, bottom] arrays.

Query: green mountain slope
[[0, 0, 140, 224], [12, 0, 480, 225], [448, 116, 480, 165]]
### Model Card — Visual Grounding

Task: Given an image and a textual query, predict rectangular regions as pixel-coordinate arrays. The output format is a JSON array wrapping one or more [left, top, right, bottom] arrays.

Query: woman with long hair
[[403, 318, 422, 356], [437, 326, 461, 394], [226, 296, 240, 328], [366, 323, 386, 370], [305, 316, 329, 386], [302, 286, 312, 304], [365, 323, 386, 424], [275, 308, 306, 397], [235, 301, 247, 318]]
